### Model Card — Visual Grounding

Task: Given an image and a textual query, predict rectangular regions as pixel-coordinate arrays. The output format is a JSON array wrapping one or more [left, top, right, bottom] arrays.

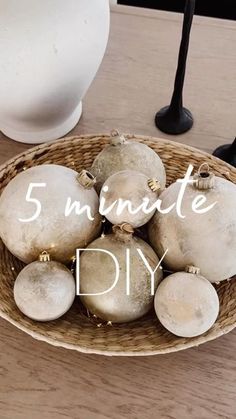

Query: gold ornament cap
[[110, 129, 127, 146], [194, 163, 215, 190], [39, 251, 51, 262], [148, 178, 161, 193], [185, 265, 201, 275], [77, 170, 96, 189], [112, 223, 134, 242]]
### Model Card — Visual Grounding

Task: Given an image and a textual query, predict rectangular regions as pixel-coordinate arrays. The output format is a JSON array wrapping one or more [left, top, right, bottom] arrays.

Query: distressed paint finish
[[14, 259, 75, 322], [154, 270, 219, 337], [80, 225, 163, 323], [149, 174, 236, 283], [91, 135, 166, 193], [0, 164, 102, 264]]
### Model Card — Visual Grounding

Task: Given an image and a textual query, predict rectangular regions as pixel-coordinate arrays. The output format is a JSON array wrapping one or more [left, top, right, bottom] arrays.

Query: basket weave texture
[[0, 134, 235, 356]]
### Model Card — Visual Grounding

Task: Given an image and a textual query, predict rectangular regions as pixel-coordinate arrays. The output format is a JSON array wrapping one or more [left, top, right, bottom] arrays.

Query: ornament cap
[[110, 129, 127, 146], [148, 178, 161, 193], [112, 223, 134, 242], [185, 265, 201, 275], [77, 170, 96, 189], [39, 251, 51, 262], [194, 164, 215, 190]]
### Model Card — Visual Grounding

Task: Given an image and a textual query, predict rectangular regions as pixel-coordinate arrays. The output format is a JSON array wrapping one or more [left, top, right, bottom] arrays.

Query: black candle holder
[[213, 138, 236, 167], [155, 0, 196, 135]]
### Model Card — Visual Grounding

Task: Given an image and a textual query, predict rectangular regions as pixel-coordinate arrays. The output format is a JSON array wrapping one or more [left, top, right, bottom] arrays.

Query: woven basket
[[0, 134, 235, 356]]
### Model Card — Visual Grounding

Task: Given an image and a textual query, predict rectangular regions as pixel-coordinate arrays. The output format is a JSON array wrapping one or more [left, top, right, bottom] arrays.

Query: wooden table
[[0, 6, 235, 419]]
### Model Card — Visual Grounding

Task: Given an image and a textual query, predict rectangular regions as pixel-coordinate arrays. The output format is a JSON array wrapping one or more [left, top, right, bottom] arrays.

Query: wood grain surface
[[0, 5, 236, 419]]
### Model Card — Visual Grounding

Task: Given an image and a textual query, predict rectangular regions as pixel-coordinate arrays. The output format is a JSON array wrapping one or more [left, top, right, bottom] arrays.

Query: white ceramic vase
[[0, 0, 110, 144]]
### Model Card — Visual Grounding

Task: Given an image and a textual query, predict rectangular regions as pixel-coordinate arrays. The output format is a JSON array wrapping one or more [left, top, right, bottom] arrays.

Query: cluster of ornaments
[[0, 129, 236, 339]]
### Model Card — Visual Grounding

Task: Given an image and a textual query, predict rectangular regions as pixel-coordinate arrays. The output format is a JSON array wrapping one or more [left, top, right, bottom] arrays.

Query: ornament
[[14, 251, 75, 322], [148, 164, 236, 283], [79, 223, 163, 323], [100, 170, 161, 228], [91, 130, 166, 192], [0, 165, 102, 264], [154, 266, 219, 338]]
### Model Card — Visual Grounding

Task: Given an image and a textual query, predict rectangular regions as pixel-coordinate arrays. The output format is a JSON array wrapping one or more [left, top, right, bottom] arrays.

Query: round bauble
[[154, 266, 219, 338], [14, 252, 75, 322], [79, 223, 163, 323], [100, 170, 161, 228], [0, 165, 102, 264], [149, 165, 236, 283], [91, 130, 166, 192]]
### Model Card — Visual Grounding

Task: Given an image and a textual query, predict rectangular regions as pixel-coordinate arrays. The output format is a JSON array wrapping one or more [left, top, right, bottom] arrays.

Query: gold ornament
[[0, 164, 102, 264], [79, 223, 163, 323], [14, 251, 75, 322], [91, 130, 166, 192], [149, 164, 236, 283], [154, 266, 219, 338], [100, 170, 161, 228]]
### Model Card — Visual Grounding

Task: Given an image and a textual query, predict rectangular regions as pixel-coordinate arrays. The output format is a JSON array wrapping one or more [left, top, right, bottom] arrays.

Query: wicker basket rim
[[0, 133, 236, 176], [0, 310, 232, 357]]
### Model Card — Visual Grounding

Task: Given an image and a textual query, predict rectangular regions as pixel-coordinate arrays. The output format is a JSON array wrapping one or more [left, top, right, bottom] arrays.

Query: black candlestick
[[213, 138, 236, 167], [155, 0, 196, 135]]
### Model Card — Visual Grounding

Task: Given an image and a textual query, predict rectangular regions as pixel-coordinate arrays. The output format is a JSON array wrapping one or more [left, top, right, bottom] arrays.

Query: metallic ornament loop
[[194, 164, 215, 190], [185, 265, 201, 275], [110, 129, 127, 146], [148, 178, 161, 193], [77, 170, 96, 189], [39, 251, 51, 262]]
